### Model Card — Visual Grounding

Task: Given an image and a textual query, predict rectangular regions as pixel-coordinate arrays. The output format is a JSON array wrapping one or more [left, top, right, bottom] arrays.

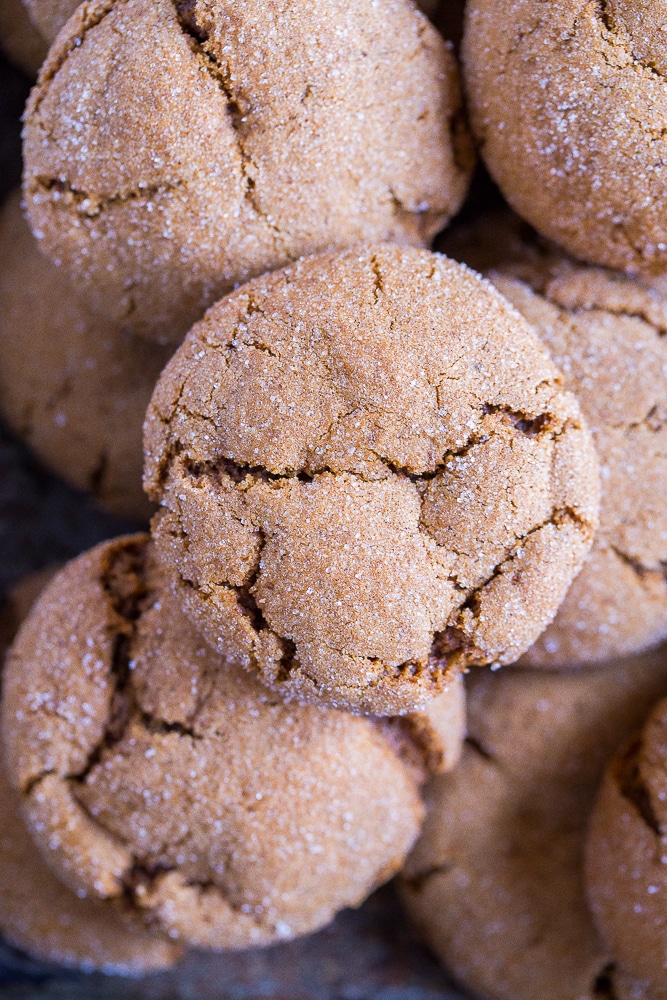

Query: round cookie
[[463, 0, 667, 275], [400, 646, 667, 1000], [23, 0, 472, 343], [0, 568, 182, 974], [1, 534, 461, 951], [144, 245, 600, 715], [586, 695, 667, 1000], [0, 190, 172, 521], [0, 0, 48, 76]]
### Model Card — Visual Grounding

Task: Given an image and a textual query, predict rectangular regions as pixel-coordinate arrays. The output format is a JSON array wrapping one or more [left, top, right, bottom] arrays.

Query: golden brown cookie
[[23, 0, 472, 343], [441, 211, 667, 666], [401, 646, 667, 1000], [0, 568, 181, 974], [145, 244, 599, 715], [1, 533, 453, 950], [0, 0, 48, 76], [463, 0, 667, 275], [586, 695, 667, 1000], [0, 190, 171, 521]]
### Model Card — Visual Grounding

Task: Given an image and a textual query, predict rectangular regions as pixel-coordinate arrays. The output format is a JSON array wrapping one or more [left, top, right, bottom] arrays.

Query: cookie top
[[401, 646, 667, 1000], [145, 245, 599, 715], [22, 0, 472, 343], [586, 694, 667, 1000], [490, 237, 667, 666], [0, 0, 48, 75], [0, 190, 171, 521], [0, 533, 450, 950], [463, 0, 667, 274], [0, 568, 181, 974]]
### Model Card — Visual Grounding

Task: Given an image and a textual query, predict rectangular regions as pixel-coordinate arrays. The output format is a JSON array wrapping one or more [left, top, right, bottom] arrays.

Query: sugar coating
[[0, 190, 171, 521], [587, 693, 667, 1000], [144, 244, 599, 715], [0, 0, 47, 75], [401, 646, 667, 1000], [0, 534, 460, 950], [22, 0, 472, 343], [464, 0, 667, 274], [0, 568, 181, 975]]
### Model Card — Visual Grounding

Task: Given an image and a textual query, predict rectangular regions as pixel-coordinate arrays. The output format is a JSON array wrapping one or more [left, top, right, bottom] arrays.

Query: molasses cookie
[[145, 245, 599, 715], [0, 568, 181, 974], [586, 694, 667, 1000], [463, 0, 667, 274], [0, 190, 171, 521], [1, 534, 459, 950], [23, 0, 472, 342], [401, 646, 667, 1000]]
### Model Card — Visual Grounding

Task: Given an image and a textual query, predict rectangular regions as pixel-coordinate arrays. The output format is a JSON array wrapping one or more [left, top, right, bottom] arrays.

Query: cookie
[[0, 568, 181, 974], [1, 534, 461, 950], [144, 245, 599, 715], [400, 646, 667, 1000], [463, 0, 667, 275], [586, 695, 667, 1000], [23, 0, 472, 343], [0, 0, 48, 76], [0, 190, 171, 521]]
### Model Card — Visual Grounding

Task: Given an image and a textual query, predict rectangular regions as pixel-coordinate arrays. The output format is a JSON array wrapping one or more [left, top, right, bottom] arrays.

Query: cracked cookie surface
[[22, 0, 471, 343], [0, 567, 182, 974], [144, 245, 599, 715], [586, 694, 667, 1000], [0, 534, 459, 949], [0, 190, 171, 521], [400, 647, 667, 1000], [450, 218, 667, 666], [463, 0, 667, 274]]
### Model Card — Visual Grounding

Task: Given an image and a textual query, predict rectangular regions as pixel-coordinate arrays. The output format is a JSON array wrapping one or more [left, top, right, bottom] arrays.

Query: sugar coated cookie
[[0, 190, 171, 520], [463, 0, 667, 274], [23, 0, 472, 342], [401, 647, 667, 1000], [145, 245, 599, 715], [1, 534, 453, 950]]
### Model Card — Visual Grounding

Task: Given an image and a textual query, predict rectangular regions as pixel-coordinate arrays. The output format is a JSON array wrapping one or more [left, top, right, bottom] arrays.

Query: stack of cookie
[[1, 0, 667, 997]]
